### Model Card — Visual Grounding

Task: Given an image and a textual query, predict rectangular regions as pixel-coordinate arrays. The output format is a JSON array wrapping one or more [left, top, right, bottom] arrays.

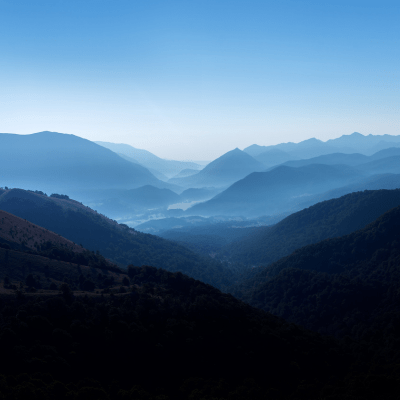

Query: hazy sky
[[0, 0, 399, 160]]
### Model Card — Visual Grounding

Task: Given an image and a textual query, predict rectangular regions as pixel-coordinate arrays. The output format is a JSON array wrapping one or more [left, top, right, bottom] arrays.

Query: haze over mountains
[[0, 131, 177, 198], [0, 188, 232, 288], [3, 130, 400, 226], [187, 163, 365, 217], [3, 130, 400, 398], [95, 141, 203, 178], [224, 189, 400, 267], [244, 132, 400, 160], [169, 148, 265, 188]]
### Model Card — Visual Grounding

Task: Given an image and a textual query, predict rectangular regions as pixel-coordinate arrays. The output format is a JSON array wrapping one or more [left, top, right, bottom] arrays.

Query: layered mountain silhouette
[[171, 168, 200, 178], [169, 148, 265, 188], [0, 188, 232, 288], [236, 203, 400, 355], [187, 164, 364, 217], [91, 185, 182, 217], [358, 155, 400, 175], [277, 152, 370, 168], [277, 147, 400, 170], [244, 132, 400, 167], [294, 173, 400, 210], [0, 132, 176, 198], [179, 187, 221, 202], [253, 148, 297, 168], [95, 141, 202, 178], [224, 189, 400, 266], [116, 152, 170, 181]]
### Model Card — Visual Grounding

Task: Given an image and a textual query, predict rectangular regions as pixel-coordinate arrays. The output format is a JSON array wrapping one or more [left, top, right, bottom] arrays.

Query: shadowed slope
[[236, 204, 400, 356], [0, 189, 232, 288], [224, 189, 400, 266]]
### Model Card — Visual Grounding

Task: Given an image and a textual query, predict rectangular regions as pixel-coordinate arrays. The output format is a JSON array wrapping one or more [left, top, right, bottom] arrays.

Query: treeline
[[224, 189, 400, 266], [0, 189, 235, 289], [229, 204, 400, 368], [1, 266, 399, 399]]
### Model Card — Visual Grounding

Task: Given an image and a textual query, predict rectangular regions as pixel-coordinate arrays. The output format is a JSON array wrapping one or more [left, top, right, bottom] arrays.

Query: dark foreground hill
[[234, 204, 400, 364], [0, 189, 232, 289], [225, 189, 400, 266], [0, 209, 125, 291], [1, 265, 399, 399]]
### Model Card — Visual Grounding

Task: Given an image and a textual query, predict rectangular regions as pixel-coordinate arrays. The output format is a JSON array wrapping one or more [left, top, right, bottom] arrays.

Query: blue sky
[[0, 0, 398, 160]]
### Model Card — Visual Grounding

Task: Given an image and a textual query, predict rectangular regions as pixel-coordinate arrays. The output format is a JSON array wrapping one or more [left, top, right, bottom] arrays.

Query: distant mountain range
[[95, 141, 203, 178], [3, 131, 400, 222], [171, 168, 200, 179], [184, 145, 400, 218], [275, 147, 400, 170], [244, 132, 400, 162], [116, 152, 170, 181], [169, 148, 265, 188], [0, 132, 178, 199], [187, 164, 365, 217]]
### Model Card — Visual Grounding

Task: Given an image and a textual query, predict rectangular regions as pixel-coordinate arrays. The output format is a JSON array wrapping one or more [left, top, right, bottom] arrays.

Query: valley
[[2, 131, 400, 399]]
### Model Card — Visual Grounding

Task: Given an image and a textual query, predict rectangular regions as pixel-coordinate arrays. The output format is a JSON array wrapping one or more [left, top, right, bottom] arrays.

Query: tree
[[127, 265, 137, 279], [122, 276, 130, 286], [60, 283, 73, 302]]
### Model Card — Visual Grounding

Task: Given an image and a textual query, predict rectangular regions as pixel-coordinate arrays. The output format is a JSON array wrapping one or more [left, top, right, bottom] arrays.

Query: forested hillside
[[0, 189, 233, 289], [1, 265, 399, 399], [232, 204, 400, 362], [225, 189, 400, 266]]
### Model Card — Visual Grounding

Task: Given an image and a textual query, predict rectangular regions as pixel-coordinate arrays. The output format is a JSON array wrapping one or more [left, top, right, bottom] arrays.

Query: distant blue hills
[[0, 131, 178, 199], [244, 132, 400, 162], [187, 164, 366, 217], [169, 148, 265, 188], [95, 141, 203, 178], [3, 130, 400, 222]]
